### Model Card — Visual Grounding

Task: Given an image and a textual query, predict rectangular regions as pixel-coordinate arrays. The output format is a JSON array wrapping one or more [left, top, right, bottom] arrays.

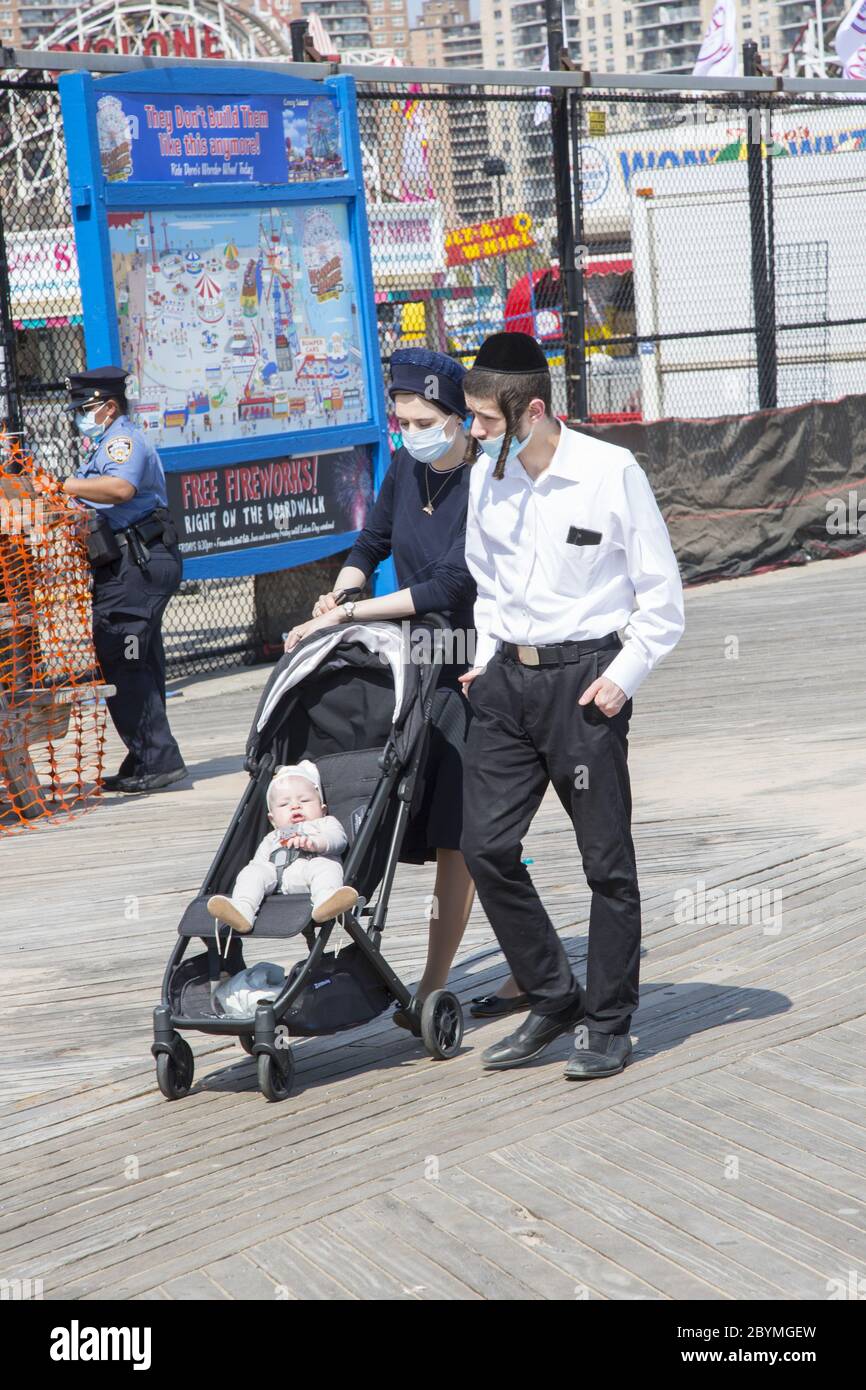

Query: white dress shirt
[[464, 422, 684, 698]]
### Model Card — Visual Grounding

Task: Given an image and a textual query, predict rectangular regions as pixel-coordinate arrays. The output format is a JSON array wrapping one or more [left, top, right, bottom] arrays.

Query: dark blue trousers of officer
[[92, 538, 184, 778]]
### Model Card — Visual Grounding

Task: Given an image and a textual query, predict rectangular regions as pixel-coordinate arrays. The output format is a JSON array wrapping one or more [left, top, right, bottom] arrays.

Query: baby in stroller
[[207, 760, 359, 934]]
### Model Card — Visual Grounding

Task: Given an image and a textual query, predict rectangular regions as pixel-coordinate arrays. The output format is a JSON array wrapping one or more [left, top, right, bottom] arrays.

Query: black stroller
[[152, 611, 465, 1102]]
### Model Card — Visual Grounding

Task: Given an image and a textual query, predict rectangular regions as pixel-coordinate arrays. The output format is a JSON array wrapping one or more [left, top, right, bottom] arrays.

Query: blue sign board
[[95, 90, 345, 186], [59, 66, 389, 583]]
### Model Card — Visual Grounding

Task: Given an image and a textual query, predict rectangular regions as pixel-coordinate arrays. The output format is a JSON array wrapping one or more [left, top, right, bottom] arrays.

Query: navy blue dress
[[345, 446, 476, 863]]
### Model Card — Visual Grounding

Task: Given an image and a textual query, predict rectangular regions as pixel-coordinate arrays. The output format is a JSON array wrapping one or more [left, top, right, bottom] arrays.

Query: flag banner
[[835, 0, 866, 76], [534, 52, 550, 127], [693, 0, 738, 77], [835, 0, 866, 60], [396, 88, 434, 202]]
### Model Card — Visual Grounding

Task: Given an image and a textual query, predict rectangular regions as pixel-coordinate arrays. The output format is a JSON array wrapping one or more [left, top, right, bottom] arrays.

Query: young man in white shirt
[[459, 332, 684, 1079]]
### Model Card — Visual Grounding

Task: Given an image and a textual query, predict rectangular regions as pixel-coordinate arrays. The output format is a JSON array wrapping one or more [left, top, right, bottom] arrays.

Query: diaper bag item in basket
[[214, 962, 286, 1019]]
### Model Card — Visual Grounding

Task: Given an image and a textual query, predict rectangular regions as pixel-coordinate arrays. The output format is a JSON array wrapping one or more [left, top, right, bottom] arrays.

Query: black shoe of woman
[[469, 991, 530, 1019]]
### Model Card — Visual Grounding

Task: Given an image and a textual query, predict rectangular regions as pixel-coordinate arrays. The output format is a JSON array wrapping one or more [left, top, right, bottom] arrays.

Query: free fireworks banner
[[166, 445, 374, 558]]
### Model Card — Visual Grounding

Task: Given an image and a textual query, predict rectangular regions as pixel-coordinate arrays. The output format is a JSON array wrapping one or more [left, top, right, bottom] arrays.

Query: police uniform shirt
[[75, 415, 168, 532], [464, 423, 685, 697]]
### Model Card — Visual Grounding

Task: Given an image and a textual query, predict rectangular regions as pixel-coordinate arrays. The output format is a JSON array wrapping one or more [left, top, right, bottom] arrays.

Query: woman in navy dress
[[285, 348, 484, 1023]]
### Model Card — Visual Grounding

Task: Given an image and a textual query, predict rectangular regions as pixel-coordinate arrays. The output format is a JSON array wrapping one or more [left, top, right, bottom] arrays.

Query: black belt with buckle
[[502, 634, 621, 667], [115, 512, 168, 550]]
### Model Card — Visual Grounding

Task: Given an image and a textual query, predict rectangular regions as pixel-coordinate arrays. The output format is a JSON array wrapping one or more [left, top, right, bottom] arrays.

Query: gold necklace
[[422, 458, 465, 515]]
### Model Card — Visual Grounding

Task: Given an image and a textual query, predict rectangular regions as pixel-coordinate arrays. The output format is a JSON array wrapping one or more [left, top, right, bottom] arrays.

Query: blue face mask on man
[[477, 423, 535, 466], [75, 407, 108, 442]]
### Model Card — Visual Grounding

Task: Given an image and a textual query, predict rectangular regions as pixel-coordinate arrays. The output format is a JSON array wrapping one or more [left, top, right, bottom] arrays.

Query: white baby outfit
[[230, 816, 348, 923]]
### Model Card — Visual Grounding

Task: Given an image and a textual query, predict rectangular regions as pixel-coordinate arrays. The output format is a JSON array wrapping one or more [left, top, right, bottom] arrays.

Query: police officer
[[63, 367, 187, 793]]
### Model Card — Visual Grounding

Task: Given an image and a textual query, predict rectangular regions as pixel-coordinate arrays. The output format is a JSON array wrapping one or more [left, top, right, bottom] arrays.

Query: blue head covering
[[388, 347, 466, 418]]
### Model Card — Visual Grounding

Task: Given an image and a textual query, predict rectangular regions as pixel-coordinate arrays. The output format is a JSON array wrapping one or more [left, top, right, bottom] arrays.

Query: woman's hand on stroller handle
[[312, 586, 364, 618], [285, 608, 343, 652]]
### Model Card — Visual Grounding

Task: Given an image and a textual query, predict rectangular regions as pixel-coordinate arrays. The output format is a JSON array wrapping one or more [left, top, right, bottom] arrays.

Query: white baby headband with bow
[[267, 760, 323, 810]]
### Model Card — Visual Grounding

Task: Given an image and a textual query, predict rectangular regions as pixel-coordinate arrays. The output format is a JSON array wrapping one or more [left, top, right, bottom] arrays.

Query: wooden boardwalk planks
[[2, 552, 866, 1300]]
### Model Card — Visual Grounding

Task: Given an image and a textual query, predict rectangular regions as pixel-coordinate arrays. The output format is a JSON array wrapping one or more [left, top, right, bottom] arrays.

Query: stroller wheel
[[257, 1049, 294, 1102], [421, 990, 464, 1060], [238, 1034, 255, 1056], [155, 1038, 194, 1100]]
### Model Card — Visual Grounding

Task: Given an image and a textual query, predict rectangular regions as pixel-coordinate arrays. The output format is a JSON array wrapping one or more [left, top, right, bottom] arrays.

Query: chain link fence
[[2, 64, 865, 674], [564, 88, 866, 428]]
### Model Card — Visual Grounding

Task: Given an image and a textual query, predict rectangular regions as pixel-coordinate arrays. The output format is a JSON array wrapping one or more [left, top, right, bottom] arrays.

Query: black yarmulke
[[472, 331, 549, 375]]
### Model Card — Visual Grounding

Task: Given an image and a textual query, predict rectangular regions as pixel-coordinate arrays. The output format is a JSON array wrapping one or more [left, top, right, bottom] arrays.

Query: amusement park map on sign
[[109, 203, 368, 449]]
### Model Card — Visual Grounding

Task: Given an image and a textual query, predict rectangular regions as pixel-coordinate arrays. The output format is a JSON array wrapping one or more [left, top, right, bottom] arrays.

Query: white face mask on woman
[[402, 417, 457, 465]]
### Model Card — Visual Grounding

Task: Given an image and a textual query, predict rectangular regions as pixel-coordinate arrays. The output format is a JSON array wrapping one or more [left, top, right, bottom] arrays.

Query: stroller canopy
[[246, 620, 441, 775]]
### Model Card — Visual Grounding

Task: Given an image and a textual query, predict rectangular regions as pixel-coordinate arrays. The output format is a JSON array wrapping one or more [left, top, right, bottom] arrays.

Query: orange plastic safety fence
[[0, 432, 108, 832]]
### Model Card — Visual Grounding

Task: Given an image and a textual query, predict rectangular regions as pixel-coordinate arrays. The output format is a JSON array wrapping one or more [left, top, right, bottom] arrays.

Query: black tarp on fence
[[586, 393, 866, 584]]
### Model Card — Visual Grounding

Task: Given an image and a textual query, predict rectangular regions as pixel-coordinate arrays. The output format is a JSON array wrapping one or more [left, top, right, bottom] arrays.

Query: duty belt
[[501, 633, 621, 667], [115, 509, 175, 571], [115, 511, 169, 551]]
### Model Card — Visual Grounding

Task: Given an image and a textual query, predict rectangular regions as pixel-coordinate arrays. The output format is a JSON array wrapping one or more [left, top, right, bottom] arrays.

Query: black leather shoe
[[481, 998, 585, 1071], [470, 991, 530, 1019], [564, 1030, 632, 1080], [111, 766, 189, 794]]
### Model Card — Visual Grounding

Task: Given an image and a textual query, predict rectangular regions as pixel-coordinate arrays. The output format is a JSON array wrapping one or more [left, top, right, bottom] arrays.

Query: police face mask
[[75, 407, 108, 442], [403, 416, 458, 465]]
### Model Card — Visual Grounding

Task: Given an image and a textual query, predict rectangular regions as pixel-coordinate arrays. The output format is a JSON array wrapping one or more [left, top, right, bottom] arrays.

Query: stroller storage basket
[[283, 944, 392, 1036]]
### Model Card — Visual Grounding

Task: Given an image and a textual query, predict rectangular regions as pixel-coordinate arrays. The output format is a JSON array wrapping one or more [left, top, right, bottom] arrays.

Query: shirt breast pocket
[[554, 523, 611, 595]]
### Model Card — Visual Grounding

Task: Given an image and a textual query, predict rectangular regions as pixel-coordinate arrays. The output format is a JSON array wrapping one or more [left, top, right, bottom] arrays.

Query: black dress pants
[[461, 644, 639, 1033], [91, 540, 184, 777]]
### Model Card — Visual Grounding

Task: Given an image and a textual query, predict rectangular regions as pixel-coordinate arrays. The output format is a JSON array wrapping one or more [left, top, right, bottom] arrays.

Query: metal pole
[[743, 40, 777, 410], [0, 175, 23, 442], [765, 101, 777, 400], [545, 0, 580, 424], [568, 88, 589, 421], [815, 0, 827, 76], [496, 173, 508, 325]]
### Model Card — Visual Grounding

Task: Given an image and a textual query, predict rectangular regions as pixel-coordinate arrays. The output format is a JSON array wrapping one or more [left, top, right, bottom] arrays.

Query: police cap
[[64, 366, 129, 412]]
